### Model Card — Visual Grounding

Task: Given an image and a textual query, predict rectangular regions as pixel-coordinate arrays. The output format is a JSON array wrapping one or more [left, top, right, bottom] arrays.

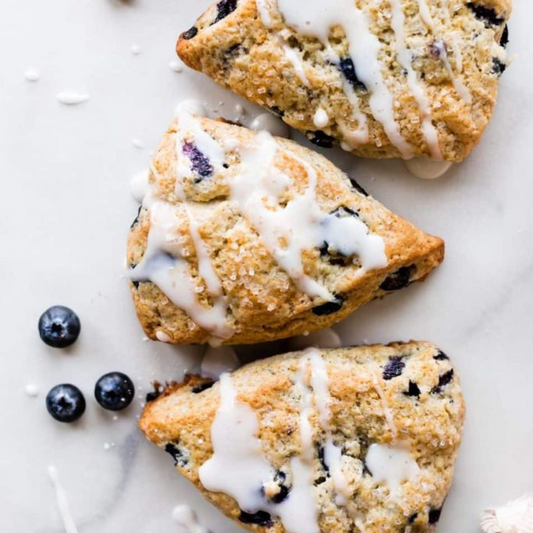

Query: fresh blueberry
[[434, 350, 449, 361], [306, 130, 336, 148], [38, 306, 81, 349], [165, 443, 189, 467], [466, 3, 504, 26], [405, 381, 421, 398], [338, 57, 367, 91], [429, 508, 442, 524], [492, 57, 507, 76], [182, 142, 214, 182], [46, 384, 86, 423], [213, 0, 238, 24], [383, 356, 405, 380], [239, 510, 272, 526], [181, 26, 198, 40], [312, 295, 345, 316], [94, 372, 135, 411], [431, 369, 454, 394], [349, 177, 369, 196], [379, 267, 412, 291]]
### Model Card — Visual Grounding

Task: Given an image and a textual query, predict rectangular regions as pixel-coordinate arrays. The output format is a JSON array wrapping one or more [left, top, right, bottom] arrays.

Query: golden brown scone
[[140, 341, 465, 533], [127, 115, 443, 345], [177, 0, 511, 162]]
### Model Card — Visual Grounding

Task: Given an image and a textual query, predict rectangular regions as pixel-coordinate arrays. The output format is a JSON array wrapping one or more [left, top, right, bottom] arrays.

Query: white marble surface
[[0, 0, 532, 531]]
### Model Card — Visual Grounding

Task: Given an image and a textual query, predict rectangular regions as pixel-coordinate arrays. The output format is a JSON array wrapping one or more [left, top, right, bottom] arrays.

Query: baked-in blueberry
[[405, 381, 421, 398], [130, 206, 142, 229], [306, 130, 336, 148], [338, 57, 367, 91], [429, 508, 442, 524], [38, 306, 81, 349], [317, 445, 330, 474], [312, 295, 345, 316], [213, 0, 238, 24], [383, 356, 405, 380], [409, 513, 418, 524], [331, 206, 359, 219], [165, 443, 188, 466], [431, 369, 454, 394], [434, 350, 449, 361], [270, 106, 285, 118], [466, 3, 505, 26], [263, 471, 290, 504], [182, 142, 214, 182], [379, 267, 413, 291], [349, 177, 369, 197], [94, 372, 135, 411], [46, 384, 86, 423], [239, 510, 272, 526], [492, 57, 507, 76], [181, 27, 198, 40], [191, 381, 214, 394], [501, 25, 509, 47]]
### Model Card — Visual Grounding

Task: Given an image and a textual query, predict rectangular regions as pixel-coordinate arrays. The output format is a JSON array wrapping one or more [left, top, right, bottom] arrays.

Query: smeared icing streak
[[48, 465, 79, 533], [415, 0, 472, 103], [199, 372, 319, 533], [277, 0, 413, 157], [388, 0, 442, 159]]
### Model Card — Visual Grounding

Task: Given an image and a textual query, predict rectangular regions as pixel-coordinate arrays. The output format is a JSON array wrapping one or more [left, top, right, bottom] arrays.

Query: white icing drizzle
[[365, 443, 420, 491], [277, 0, 413, 157], [250, 113, 290, 138], [372, 372, 398, 439], [172, 504, 210, 533], [283, 46, 311, 87], [48, 465, 79, 533], [388, 0, 442, 159], [404, 158, 452, 179], [256, 0, 274, 27], [56, 92, 90, 105], [313, 108, 329, 129], [481, 495, 533, 533], [201, 346, 241, 380]]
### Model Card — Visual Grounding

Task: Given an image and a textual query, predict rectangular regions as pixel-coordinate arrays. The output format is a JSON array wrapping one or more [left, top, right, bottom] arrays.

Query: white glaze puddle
[[277, 0, 413, 158], [250, 113, 290, 138], [48, 465, 79, 533], [365, 443, 420, 491], [288, 328, 342, 351], [404, 158, 453, 179], [201, 346, 240, 380], [172, 504, 210, 533], [481, 495, 533, 533], [24, 68, 40, 82], [56, 92, 90, 105]]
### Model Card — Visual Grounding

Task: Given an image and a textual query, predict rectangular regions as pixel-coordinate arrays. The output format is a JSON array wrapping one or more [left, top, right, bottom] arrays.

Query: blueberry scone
[[177, 0, 511, 161], [140, 341, 465, 533], [127, 114, 444, 345]]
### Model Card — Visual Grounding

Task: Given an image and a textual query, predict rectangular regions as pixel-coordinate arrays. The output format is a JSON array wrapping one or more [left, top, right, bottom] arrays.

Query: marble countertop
[[1, 0, 532, 531]]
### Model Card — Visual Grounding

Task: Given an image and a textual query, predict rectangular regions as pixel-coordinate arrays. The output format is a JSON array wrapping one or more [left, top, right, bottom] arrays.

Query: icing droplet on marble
[[132, 138, 145, 149], [25, 383, 39, 397], [48, 465, 79, 533], [131, 44, 142, 55], [24, 68, 40, 82], [365, 443, 420, 491], [56, 92, 90, 105], [169, 60, 183, 73], [250, 113, 290, 138], [404, 159, 453, 180], [201, 346, 240, 380]]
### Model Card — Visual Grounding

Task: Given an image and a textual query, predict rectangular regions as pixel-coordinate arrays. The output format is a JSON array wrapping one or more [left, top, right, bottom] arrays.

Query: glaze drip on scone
[[130, 113, 387, 340]]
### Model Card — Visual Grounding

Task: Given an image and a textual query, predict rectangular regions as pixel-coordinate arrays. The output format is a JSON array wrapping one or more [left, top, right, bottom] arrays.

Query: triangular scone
[[177, 0, 511, 161], [140, 341, 465, 533], [127, 115, 443, 345]]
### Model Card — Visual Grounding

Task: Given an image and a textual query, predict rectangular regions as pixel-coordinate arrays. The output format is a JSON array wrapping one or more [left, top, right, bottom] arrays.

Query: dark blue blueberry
[[434, 350, 449, 361], [94, 372, 135, 411], [46, 384, 86, 423], [263, 471, 290, 504], [312, 295, 345, 316], [38, 306, 81, 349], [306, 130, 336, 148], [379, 267, 413, 291], [429, 508, 442, 524], [492, 57, 507, 76], [314, 475, 327, 485], [213, 0, 238, 24], [331, 206, 359, 219], [317, 445, 329, 474], [431, 370, 454, 394], [191, 381, 214, 394], [466, 3, 505, 25], [182, 142, 214, 182], [501, 25, 509, 47], [409, 513, 418, 524], [239, 510, 272, 526], [165, 443, 189, 467], [181, 26, 198, 40], [145, 382, 163, 403], [338, 57, 367, 91], [383, 356, 405, 380], [405, 381, 421, 398], [130, 206, 142, 229], [349, 177, 369, 197]]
